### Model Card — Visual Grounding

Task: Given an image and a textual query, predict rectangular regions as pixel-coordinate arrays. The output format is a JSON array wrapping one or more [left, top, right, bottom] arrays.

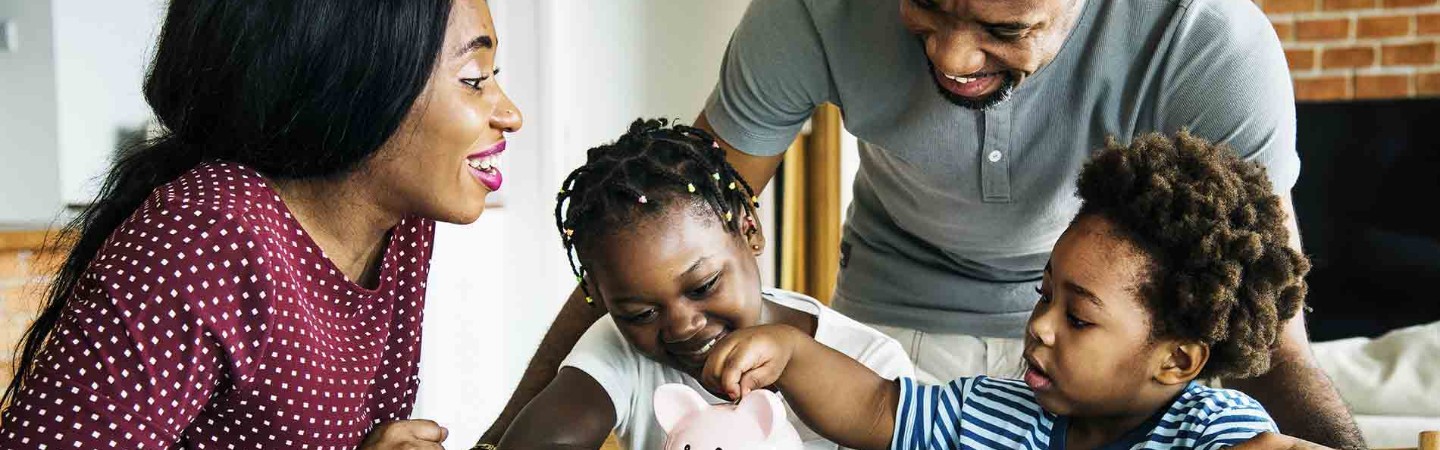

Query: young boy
[[701, 132, 1310, 450]]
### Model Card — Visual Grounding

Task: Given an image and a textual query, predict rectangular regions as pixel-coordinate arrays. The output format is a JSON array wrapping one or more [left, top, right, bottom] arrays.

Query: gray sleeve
[[702, 0, 836, 157], [1156, 0, 1301, 194]]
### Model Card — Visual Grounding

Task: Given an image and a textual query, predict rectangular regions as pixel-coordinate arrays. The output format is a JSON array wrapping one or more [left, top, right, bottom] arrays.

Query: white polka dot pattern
[[0, 162, 436, 449]]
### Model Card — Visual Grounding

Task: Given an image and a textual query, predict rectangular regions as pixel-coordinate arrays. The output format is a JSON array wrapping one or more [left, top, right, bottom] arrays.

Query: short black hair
[[1076, 131, 1308, 379], [554, 118, 759, 303]]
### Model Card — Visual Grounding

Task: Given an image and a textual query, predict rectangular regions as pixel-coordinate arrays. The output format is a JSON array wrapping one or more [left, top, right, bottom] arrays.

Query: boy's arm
[[1229, 433, 1336, 450], [703, 324, 899, 450], [496, 367, 618, 450]]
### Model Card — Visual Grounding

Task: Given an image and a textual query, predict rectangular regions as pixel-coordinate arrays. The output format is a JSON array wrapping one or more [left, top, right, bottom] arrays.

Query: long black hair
[[554, 119, 761, 305], [2, 0, 454, 406]]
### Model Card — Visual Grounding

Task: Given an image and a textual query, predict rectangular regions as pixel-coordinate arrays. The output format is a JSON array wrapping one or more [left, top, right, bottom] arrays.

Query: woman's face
[[369, 0, 523, 224], [582, 208, 767, 379]]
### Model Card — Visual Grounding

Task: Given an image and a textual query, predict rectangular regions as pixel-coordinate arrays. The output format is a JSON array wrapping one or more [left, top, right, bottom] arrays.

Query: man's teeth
[[467, 154, 501, 171], [946, 73, 979, 84]]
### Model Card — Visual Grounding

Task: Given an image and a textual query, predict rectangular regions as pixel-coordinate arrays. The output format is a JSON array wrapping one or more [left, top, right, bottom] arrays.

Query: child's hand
[[701, 324, 808, 401], [1230, 433, 1334, 450], [358, 419, 448, 450]]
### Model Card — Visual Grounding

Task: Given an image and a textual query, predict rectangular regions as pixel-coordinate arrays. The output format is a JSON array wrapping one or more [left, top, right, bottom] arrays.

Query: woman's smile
[[466, 140, 506, 191]]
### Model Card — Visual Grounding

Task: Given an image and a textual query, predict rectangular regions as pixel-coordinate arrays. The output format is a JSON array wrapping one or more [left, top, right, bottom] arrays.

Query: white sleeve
[[560, 315, 641, 430], [860, 337, 916, 382], [811, 303, 915, 381]]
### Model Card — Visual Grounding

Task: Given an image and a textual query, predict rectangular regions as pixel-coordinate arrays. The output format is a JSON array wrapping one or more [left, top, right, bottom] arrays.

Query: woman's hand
[[359, 419, 449, 450], [701, 324, 808, 400]]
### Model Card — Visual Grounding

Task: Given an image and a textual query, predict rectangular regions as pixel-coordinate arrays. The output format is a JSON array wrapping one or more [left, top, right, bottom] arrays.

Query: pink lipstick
[[466, 141, 506, 191]]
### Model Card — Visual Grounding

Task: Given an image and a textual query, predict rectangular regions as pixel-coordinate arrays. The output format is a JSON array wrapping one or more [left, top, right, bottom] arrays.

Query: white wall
[[413, 1, 757, 447], [0, 0, 62, 223], [51, 0, 163, 205], [0, 0, 160, 220]]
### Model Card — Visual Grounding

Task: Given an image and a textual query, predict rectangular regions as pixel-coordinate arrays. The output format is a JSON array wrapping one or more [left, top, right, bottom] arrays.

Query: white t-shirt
[[561, 288, 914, 450]]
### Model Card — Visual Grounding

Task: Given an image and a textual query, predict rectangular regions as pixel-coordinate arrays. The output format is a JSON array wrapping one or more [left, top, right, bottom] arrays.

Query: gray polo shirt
[[703, 0, 1300, 337]]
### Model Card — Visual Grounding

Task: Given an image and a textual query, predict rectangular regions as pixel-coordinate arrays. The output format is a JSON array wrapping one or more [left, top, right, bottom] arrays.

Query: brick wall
[[1263, 0, 1440, 100], [0, 240, 57, 396]]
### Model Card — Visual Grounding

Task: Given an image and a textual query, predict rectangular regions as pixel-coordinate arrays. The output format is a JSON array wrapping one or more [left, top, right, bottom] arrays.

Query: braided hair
[[555, 118, 760, 305]]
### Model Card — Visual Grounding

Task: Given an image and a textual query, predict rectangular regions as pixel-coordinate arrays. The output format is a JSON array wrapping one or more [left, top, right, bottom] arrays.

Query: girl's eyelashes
[[688, 273, 722, 299], [622, 308, 659, 325]]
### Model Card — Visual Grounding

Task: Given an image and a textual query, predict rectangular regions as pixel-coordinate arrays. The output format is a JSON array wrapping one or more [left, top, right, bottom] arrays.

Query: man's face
[[899, 0, 1084, 110]]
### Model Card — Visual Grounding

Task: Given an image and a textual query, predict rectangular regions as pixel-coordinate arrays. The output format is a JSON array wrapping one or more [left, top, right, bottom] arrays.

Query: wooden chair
[[600, 433, 621, 450], [1416, 431, 1438, 450], [1377, 431, 1439, 450]]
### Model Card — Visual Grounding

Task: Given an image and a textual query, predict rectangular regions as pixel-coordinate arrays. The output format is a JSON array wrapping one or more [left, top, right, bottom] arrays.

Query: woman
[[0, 0, 519, 448]]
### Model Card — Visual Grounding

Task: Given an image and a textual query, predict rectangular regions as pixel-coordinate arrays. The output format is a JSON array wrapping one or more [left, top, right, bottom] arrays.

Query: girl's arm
[[703, 324, 899, 450], [497, 367, 617, 450]]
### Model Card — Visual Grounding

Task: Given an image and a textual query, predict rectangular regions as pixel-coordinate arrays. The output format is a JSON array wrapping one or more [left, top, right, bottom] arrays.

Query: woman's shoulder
[[150, 162, 275, 212], [124, 162, 284, 241], [91, 162, 283, 303], [126, 161, 309, 249]]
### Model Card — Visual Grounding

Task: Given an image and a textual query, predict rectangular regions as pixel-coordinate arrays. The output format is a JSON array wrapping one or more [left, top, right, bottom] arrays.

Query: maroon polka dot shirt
[[0, 162, 436, 449]]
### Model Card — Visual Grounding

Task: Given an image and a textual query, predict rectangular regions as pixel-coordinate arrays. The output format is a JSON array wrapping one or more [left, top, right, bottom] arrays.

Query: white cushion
[[1313, 321, 1440, 416]]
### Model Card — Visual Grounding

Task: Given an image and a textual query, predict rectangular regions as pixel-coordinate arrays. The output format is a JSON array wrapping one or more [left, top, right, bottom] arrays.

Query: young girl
[[702, 132, 1310, 450], [496, 119, 913, 450]]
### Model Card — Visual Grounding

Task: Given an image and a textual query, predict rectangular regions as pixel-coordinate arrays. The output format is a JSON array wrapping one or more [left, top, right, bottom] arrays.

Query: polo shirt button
[[988, 151, 1003, 163]]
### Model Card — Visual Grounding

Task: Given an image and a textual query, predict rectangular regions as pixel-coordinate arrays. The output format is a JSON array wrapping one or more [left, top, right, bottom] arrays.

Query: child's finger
[[737, 361, 776, 398], [720, 343, 770, 400], [702, 338, 740, 394]]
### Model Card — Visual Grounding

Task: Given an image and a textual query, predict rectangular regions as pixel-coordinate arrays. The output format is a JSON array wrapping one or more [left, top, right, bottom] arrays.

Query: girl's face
[[1023, 214, 1182, 417], [583, 208, 766, 378], [367, 0, 523, 224]]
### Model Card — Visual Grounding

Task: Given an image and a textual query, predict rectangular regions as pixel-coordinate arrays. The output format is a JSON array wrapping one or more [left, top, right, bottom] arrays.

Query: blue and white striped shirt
[[892, 377, 1278, 450]]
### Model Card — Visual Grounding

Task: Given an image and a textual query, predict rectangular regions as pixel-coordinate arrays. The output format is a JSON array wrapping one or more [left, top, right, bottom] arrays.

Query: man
[[481, 0, 1365, 448]]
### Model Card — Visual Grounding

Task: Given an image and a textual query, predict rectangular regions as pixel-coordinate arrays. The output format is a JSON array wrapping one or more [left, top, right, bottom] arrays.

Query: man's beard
[[928, 61, 1018, 111]]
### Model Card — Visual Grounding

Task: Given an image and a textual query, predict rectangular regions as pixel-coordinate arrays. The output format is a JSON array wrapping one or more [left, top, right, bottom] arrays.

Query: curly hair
[[554, 118, 759, 304], [1076, 131, 1309, 379]]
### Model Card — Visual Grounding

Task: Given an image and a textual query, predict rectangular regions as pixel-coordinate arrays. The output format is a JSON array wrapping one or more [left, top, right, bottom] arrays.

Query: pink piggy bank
[[654, 384, 804, 450]]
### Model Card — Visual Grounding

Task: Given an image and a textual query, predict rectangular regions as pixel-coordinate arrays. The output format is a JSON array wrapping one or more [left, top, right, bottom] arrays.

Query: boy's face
[[582, 208, 766, 379], [1023, 214, 1178, 417]]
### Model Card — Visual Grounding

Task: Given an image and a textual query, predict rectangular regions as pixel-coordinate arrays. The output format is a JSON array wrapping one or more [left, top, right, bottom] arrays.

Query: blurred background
[[1, 0, 1437, 447]]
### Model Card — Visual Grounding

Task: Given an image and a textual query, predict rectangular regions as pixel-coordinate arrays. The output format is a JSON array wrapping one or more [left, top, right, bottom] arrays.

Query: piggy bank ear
[[654, 384, 709, 433], [735, 389, 788, 438]]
